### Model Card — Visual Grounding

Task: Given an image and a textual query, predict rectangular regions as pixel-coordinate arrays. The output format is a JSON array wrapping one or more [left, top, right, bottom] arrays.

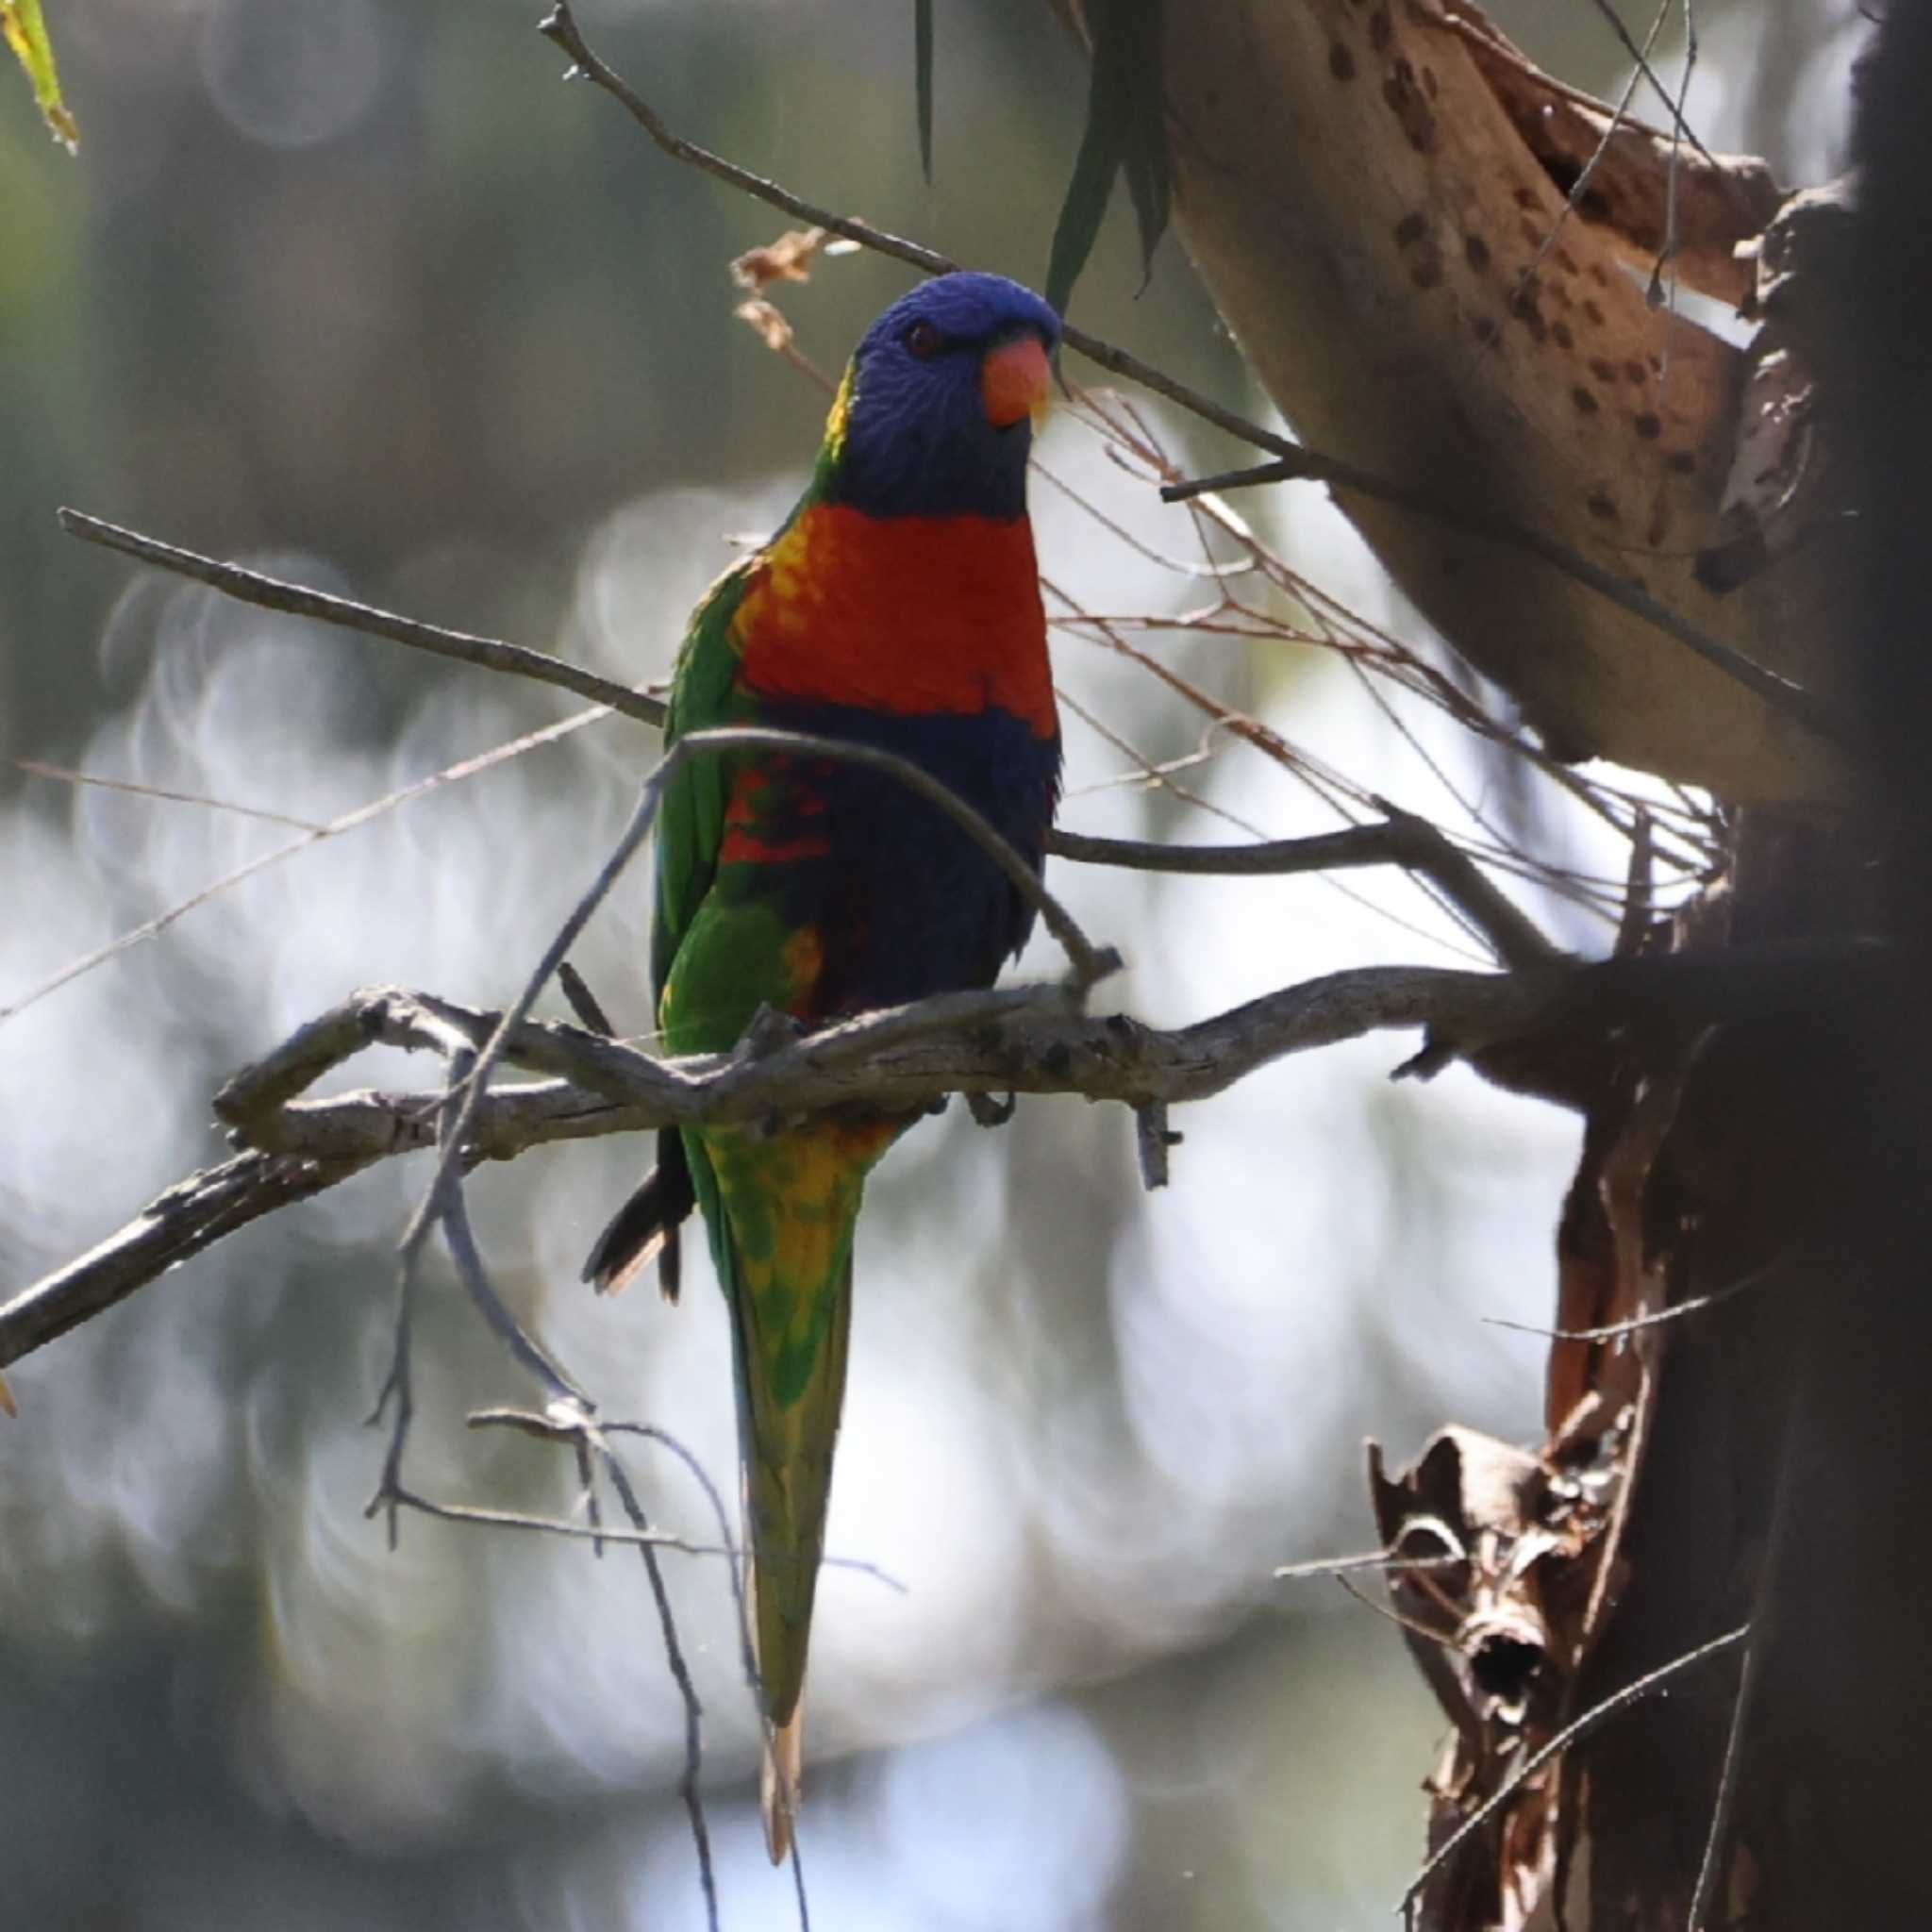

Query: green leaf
[[1043, 86, 1124, 321], [2, 0, 77, 152], [915, 0, 934, 182], [1043, 0, 1167, 318]]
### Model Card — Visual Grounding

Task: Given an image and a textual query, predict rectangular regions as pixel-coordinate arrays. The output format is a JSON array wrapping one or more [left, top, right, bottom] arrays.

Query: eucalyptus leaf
[[1044, 0, 1167, 316], [916, 0, 934, 181]]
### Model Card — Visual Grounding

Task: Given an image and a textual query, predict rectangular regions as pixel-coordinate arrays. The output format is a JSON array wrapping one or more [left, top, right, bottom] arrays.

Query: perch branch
[[2, 939, 1883, 1371]]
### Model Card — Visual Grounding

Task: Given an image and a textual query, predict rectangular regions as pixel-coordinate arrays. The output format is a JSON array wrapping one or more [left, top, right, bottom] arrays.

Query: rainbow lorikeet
[[584, 272, 1061, 1858]]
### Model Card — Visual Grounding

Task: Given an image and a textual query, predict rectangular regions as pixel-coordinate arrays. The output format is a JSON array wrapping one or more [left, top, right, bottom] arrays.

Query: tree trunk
[[1052, 4, 1928, 1924]]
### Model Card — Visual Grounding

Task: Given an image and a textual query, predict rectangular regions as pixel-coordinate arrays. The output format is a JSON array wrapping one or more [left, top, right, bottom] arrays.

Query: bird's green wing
[[652, 558, 756, 1008], [578, 560, 755, 1300]]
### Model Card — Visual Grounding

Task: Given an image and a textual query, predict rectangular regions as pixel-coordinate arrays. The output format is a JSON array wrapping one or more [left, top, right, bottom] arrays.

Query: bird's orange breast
[[733, 504, 1056, 736]]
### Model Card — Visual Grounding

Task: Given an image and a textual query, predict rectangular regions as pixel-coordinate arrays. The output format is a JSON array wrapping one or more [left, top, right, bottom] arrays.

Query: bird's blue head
[[818, 273, 1060, 522]]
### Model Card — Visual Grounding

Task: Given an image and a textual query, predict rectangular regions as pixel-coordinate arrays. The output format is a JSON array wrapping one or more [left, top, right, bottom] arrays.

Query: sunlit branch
[[1, 940, 1882, 1372]]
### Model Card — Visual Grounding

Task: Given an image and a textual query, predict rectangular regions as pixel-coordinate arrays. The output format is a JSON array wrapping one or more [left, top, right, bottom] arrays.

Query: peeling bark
[[1064, 0, 1847, 797]]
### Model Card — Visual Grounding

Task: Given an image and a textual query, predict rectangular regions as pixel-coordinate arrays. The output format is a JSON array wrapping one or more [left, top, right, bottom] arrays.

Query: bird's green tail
[[701, 1118, 891, 1860], [735, 1248, 851, 1862], [734, 1247, 853, 1732]]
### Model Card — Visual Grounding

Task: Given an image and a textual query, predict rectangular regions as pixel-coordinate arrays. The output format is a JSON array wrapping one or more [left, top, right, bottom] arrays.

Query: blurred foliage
[[2, 0, 75, 149]]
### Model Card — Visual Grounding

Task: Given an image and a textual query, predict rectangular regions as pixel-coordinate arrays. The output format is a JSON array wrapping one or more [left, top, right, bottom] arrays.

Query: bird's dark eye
[[905, 320, 943, 360]]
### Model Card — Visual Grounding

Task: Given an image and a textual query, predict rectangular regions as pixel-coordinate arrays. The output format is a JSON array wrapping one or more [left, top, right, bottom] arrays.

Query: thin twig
[[591, 1433, 723, 1931], [470, 1411, 906, 1589], [1687, 1286, 1809, 1929], [58, 508, 665, 725], [1512, 0, 1673, 309], [15, 759, 327, 831], [1275, 1547, 1465, 1582], [606, 1421, 763, 1699], [387, 1486, 731, 1560], [370, 1040, 479, 1545], [1584, 0, 1717, 153], [1397, 1623, 1748, 1919], [1336, 1569, 1456, 1647], [440, 1178, 589, 1408], [1482, 1264, 1770, 1342], [1, 708, 610, 1024]]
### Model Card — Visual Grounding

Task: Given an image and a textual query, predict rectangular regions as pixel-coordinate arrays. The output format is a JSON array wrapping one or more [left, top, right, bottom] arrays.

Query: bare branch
[[16, 759, 327, 831], [0, 1149, 376, 1361], [1274, 1547, 1465, 1582], [382, 1484, 729, 1562], [3, 939, 1881, 1371], [58, 508, 664, 725], [1054, 805, 1560, 970]]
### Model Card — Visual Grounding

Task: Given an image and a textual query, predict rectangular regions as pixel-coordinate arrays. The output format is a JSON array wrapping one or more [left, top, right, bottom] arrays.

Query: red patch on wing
[[720, 759, 832, 866], [719, 830, 832, 865], [734, 505, 1056, 737]]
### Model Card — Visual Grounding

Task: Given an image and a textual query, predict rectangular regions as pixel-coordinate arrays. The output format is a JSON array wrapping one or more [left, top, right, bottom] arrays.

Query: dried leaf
[[731, 226, 828, 294], [735, 296, 794, 356]]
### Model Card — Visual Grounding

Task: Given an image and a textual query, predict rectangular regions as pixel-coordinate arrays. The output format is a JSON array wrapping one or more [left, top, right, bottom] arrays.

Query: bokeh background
[[0, 3, 1860, 1925]]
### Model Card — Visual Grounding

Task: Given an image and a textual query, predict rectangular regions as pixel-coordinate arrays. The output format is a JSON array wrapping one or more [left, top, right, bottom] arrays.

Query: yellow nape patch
[[823, 364, 856, 460]]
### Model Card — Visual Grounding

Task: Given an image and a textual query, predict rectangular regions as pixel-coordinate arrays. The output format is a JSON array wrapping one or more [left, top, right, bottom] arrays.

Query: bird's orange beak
[[980, 334, 1053, 428]]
